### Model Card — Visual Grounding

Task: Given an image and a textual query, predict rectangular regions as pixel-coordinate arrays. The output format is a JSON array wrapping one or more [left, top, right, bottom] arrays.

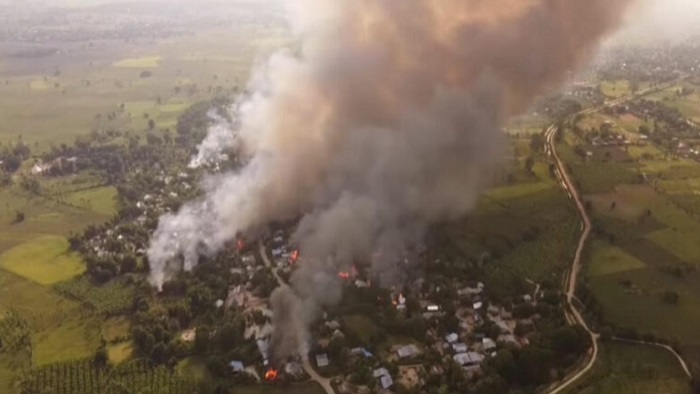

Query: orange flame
[[265, 368, 279, 381], [290, 250, 299, 264], [338, 272, 350, 280], [237, 239, 245, 251]]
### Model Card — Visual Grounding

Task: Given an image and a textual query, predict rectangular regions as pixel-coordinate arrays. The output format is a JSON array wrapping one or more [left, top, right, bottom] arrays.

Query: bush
[[662, 290, 680, 305]]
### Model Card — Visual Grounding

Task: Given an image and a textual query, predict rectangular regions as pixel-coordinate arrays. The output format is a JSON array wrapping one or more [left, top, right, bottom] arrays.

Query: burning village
[[6, 0, 700, 393]]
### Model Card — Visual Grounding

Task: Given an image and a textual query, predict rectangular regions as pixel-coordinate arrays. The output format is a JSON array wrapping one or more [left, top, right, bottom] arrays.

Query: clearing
[[0, 235, 84, 285]]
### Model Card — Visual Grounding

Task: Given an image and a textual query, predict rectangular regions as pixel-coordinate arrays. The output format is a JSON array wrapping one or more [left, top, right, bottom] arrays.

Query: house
[[426, 305, 440, 312], [452, 343, 468, 353], [355, 280, 370, 288], [482, 338, 497, 351], [397, 344, 419, 359], [229, 361, 245, 373], [181, 329, 196, 342], [316, 353, 329, 368], [373, 368, 390, 378], [351, 347, 373, 358], [523, 294, 532, 303], [453, 352, 484, 366], [473, 301, 483, 310], [445, 333, 459, 344], [487, 305, 500, 315], [325, 320, 341, 330], [380, 375, 394, 389]]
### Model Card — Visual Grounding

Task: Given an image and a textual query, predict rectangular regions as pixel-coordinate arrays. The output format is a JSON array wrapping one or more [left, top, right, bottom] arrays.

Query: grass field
[[600, 80, 632, 99], [587, 241, 647, 276], [0, 235, 84, 285], [32, 318, 102, 366], [112, 56, 162, 68], [65, 186, 117, 216], [565, 341, 691, 394], [107, 342, 133, 365]]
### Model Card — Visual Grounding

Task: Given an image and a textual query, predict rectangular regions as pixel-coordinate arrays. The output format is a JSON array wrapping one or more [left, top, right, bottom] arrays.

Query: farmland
[[564, 341, 692, 394]]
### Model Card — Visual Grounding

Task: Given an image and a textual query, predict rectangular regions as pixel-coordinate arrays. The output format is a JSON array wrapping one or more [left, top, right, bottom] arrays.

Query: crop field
[[0, 235, 84, 285], [32, 318, 102, 366], [0, 27, 288, 149], [587, 241, 647, 276], [54, 277, 136, 316], [600, 80, 632, 99], [65, 186, 118, 216], [565, 341, 691, 394]]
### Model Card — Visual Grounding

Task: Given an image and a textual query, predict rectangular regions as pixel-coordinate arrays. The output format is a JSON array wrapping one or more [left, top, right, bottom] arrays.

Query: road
[[544, 123, 598, 394], [544, 80, 692, 394], [258, 242, 337, 394]]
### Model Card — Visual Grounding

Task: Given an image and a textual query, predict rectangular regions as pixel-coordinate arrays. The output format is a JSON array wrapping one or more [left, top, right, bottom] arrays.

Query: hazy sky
[[615, 0, 700, 43]]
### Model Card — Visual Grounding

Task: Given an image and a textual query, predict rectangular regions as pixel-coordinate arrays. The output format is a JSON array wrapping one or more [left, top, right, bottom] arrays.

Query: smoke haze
[[148, 0, 634, 363]]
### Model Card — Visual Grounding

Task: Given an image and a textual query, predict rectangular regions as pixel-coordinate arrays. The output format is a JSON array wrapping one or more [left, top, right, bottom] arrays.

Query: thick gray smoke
[[149, 0, 633, 363]]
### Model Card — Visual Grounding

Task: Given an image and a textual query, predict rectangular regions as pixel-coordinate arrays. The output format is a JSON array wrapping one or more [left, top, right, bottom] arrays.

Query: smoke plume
[[149, 0, 633, 363]]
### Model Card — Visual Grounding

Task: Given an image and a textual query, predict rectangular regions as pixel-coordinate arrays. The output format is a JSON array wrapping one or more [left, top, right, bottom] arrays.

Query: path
[[544, 123, 598, 394], [258, 242, 336, 394], [544, 79, 692, 393]]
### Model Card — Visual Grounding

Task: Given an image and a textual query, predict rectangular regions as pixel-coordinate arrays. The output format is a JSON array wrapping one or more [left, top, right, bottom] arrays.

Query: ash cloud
[[149, 0, 634, 363]]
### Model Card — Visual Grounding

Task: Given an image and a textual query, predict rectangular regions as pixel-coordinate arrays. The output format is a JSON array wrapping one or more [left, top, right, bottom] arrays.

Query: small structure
[[445, 333, 459, 344], [380, 375, 394, 389], [453, 352, 484, 366], [180, 329, 196, 342], [396, 344, 419, 359], [351, 347, 373, 358], [473, 301, 483, 310], [482, 338, 497, 351], [373, 368, 390, 378], [316, 353, 329, 368], [426, 304, 440, 312], [452, 343, 468, 353], [229, 360, 245, 373]]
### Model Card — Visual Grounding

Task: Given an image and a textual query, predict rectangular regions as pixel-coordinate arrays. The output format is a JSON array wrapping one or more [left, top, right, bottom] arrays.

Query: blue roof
[[229, 361, 244, 372]]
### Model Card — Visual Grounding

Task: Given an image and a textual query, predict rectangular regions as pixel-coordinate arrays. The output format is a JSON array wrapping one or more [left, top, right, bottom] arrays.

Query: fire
[[236, 239, 245, 251], [265, 368, 279, 381], [338, 271, 350, 280], [290, 250, 299, 264]]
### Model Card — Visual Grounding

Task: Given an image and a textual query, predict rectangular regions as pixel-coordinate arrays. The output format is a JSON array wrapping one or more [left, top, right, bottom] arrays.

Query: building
[[445, 333, 459, 344], [482, 338, 497, 351], [397, 344, 419, 359], [229, 361, 245, 373], [351, 347, 374, 358], [316, 353, 329, 368], [453, 352, 484, 366], [380, 375, 394, 389], [452, 343, 468, 353]]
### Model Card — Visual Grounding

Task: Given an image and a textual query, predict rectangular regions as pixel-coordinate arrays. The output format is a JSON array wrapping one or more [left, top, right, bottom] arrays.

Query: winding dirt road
[[544, 123, 598, 394], [544, 81, 693, 393]]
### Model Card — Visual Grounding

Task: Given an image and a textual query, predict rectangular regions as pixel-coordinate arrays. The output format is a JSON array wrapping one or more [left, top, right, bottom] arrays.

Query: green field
[[0, 235, 85, 285], [600, 80, 632, 99], [65, 186, 118, 216], [112, 56, 162, 68], [32, 318, 102, 366], [587, 241, 646, 276], [565, 341, 691, 394]]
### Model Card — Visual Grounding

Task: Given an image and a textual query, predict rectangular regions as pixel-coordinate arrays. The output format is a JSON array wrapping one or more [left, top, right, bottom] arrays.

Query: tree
[[530, 133, 546, 154], [93, 343, 109, 368], [2, 154, 22, 173], [525, 157, 535, 173], [14, 210, 25, 223], [148, 119, 156, 130], [662, 290, 680, 305]]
